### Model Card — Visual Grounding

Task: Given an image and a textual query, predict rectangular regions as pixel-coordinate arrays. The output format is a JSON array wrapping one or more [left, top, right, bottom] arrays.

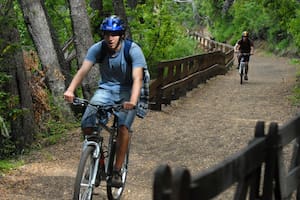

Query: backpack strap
[[123, 39, 133, 65]]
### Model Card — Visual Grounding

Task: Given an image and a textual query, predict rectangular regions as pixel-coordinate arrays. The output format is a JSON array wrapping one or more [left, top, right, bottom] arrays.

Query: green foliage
[[0, 159, 23, 174], [35, 119, 78, 146], [164, 37, 202, 60], [288, 9, 300, 48], [0, 137, 17, 159], [287, 60, 300, 107], [199, 0, 300, 54], [127, 0, 200, 75], [231, 1, 270, 39], [0, 3, 25, 159], [290, 84, 300, 107], [13, 2, 32, 47], [199, 0, 223, 20], [45, 0, 72, 45], [34, 93, 79, 146]]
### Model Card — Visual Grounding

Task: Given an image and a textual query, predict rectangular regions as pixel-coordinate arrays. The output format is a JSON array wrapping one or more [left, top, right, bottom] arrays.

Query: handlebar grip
[[73, 97, 88, 106]]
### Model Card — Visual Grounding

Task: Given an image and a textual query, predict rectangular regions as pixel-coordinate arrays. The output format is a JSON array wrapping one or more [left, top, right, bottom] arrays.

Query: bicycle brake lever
[[73, 97, 88, 106]]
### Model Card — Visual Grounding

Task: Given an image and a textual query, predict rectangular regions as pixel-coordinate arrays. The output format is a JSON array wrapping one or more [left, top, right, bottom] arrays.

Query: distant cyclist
[[234, 31, 254, 80]]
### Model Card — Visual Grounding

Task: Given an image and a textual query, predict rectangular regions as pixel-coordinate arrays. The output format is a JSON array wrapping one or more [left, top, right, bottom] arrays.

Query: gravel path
[[0, 50, 299, 200]]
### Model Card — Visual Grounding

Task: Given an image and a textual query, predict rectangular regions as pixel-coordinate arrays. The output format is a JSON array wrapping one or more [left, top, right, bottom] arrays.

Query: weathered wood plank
[[190, 137, 267, 199]]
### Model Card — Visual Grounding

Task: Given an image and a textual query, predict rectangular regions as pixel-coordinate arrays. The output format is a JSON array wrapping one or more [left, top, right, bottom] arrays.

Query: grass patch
[[0, 159, 24, 174], [289, 58, 300, 107], [290, 85, 300, 106], [289, 58, 300, 65]]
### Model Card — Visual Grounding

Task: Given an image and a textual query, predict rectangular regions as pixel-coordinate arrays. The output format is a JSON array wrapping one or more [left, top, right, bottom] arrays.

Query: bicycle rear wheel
[[106, 145, 130, 200], [73, 145, 96, 200]]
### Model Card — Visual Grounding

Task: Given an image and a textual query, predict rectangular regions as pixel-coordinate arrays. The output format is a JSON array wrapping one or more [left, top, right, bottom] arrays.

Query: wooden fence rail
[[153, 115, 300, 200], [149, 33, 234, 111]]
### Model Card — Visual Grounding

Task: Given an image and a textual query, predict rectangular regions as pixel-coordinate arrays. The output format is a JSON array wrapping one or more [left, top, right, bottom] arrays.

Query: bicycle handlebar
[[236, 52, 253, 56], [72, 97, 128, 113]]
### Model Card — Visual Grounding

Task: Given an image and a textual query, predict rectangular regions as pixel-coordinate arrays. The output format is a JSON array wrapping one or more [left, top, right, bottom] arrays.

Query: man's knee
[[119, 125, 129, 135]]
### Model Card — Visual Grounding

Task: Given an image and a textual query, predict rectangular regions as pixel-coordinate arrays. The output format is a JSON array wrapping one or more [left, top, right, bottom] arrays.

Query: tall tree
[[127, 0, 138, 8], [0, 0, 35, 152], [113, 0, 132, 38], [222, 0, 235, 15], [68, 0, 99, 99], [17, 0, 72, 115]]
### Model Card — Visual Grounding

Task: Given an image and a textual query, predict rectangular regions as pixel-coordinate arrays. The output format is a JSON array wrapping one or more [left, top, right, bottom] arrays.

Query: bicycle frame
[[86, 107, 119, 179], [98, 116, 118, 177], [73, 98, 130, 200], [238, 53, 250, 84]]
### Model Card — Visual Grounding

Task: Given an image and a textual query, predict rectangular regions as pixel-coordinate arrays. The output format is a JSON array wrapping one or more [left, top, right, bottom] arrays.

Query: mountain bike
[[72, 98, 131, 200], [238, 53, 251, 85]]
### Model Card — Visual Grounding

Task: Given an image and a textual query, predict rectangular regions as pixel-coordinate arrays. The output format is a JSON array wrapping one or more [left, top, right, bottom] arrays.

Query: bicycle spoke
[[73, 146, 96, 200]]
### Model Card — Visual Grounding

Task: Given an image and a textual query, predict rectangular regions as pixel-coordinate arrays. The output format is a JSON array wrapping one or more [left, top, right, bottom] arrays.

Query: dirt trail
[[0, 51, 299, 200]]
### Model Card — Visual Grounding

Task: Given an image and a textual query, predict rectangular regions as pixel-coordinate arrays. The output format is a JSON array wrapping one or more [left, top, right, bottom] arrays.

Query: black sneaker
[[244, 75, 248, 80], [110, 170, 123, 188]]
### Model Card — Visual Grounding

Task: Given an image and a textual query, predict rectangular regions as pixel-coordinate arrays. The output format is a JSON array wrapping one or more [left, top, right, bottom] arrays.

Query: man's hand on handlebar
[[123, 101, 136, 110], [64, 90, 75, 103]]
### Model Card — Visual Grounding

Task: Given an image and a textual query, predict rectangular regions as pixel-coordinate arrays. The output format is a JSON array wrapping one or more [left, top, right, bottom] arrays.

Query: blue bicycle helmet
[[100, 15, 125, 32]]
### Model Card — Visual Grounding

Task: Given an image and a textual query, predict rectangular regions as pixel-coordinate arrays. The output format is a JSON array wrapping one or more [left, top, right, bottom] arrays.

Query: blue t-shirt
[[85, 40, 147, 91]]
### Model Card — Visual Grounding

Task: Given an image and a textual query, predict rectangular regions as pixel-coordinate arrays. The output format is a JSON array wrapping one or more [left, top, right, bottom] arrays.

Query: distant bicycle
[[72, 97, 131, 200], [237, 53, 252, 84]]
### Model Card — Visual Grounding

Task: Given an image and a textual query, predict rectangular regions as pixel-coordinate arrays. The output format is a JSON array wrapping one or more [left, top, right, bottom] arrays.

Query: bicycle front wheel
[[239, 63, 245, 85], [106, 147, 130, 200], [73, 145, 96, 200]]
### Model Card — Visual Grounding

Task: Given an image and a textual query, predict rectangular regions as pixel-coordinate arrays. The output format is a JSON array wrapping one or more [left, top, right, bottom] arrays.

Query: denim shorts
[[81, 88, 137, 130]]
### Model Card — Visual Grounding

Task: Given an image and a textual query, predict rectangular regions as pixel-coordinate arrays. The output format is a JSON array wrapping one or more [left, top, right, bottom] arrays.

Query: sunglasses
[[103, 31, 121, 37]]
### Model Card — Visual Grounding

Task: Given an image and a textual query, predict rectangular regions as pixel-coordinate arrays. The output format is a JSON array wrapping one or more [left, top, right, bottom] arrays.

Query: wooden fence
[[148, 33, 234, 111], [153, 114, 300, 200]]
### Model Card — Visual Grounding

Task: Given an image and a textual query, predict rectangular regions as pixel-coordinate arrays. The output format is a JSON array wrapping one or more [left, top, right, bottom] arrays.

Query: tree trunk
[[127, 0, 138, 8], [18, 0, 72, 116], [89, 0, 109, 19], [9, 33, 36, 152], [113, 0, 132, 39], [90, 0, 103, 10], [68, 0, 100, 99], [0, 0, 35, 152], [222, 0, 235, 15]]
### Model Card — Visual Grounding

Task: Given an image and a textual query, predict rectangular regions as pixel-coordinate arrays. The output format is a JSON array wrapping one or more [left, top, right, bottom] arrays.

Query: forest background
[[0, 0, 300, 170]]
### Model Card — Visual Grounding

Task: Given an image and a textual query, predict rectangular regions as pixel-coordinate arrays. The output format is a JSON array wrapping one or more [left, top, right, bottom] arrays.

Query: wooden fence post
[[291, 137, 300, 199], [153, 164, 172, 200], [172, 168, 191, 200], [262, 122, 279, 200], [249, 121, 265, 199], [234, 121, 265, 200]]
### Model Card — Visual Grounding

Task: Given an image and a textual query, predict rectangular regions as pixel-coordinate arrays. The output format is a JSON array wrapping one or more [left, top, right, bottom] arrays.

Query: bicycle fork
[[82, 138, 103, 187]]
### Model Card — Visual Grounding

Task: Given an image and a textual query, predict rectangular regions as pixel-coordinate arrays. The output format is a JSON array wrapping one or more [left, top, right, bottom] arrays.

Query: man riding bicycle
[[234, 31, 254, 80], [64, 15, 148, 188]]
